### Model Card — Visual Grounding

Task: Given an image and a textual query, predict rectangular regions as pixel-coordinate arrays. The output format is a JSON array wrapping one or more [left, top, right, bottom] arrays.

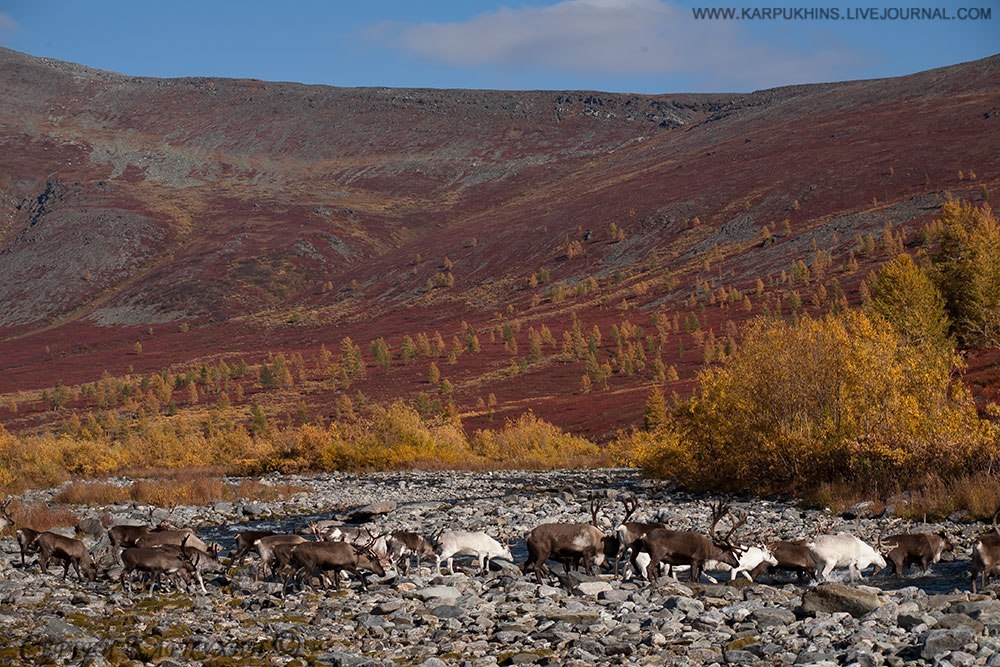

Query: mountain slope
[[0, 48, 997, 437]]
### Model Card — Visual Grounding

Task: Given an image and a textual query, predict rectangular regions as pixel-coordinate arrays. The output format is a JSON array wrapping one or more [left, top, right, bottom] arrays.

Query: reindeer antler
[[723, 509, 748, 544], [589, 494, 603, 527], [620, 495, 639, 524], [707, 501, 732, 544], [876, 533, 898, 553]]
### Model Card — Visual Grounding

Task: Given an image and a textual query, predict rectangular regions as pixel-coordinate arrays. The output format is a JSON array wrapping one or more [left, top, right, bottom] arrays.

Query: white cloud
[[380, 0, 859, 90]]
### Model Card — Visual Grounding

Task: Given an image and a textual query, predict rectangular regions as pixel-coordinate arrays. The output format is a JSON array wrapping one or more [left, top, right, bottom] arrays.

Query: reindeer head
[[0, 498, 13, 532], [355, 529, 388, 576], [708, 501, 747, 566]]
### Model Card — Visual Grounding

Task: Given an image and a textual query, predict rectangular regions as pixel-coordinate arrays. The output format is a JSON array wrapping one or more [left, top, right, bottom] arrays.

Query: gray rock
[[664, 595, 704, 615], [898, 612, 936, 630], [431, 604, 463, 619], [724, 649, 759, 664], [573, 581, 611, 596], [799, 583, 881, 618], [937, 613, 985, 633], [348, 500, 397, 523], [76, 517, 104, 537], [417, 659, 448, 667], [319, 652, 376, 667], [922, 627, 977, 660], [752, 607, 797, 627], [597, 589, 630, 603], [412, 586, 461, 603]]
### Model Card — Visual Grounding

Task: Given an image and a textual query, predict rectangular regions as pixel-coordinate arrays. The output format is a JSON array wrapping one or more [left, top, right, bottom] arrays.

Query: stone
[[936, 613, 985, 634], [922, 627, 977, 660], [417, 659, 448, 667], [76, 517, 104, 537], [412, 586, 461, 603], [799, 583, 881, 618], [572, 581, 611, 596], [499, 653, 544, 665], [348, 501, 397, 523], [724, 649, 759, 664], [319, 652, 376, 667], [751, 607, 797, 627], [663, 595, 704, 615], [431, 604, 463, 619], [372, 600, 403, 615], [597, 588, 629, 603], [898, 612, 936, 630]]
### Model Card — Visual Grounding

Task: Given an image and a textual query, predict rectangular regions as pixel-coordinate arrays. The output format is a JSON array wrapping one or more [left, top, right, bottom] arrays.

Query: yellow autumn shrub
[[636, 311, 995, 494], [471, 411, 607, 468]]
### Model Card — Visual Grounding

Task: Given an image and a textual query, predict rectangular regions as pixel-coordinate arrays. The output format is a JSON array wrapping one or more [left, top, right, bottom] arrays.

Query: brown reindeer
[[107, 509, 184, 564], [287, 533, 386, 592], [35, 532, 98, 581], [750, 539, 816, 583], [614, 495, 667, 578], [386, 531, 436, 574], [972, 510, 1000, 593], [874, 531, 953, 576], [1, 499, 43, 566], [231, 529, 277, 565], [521, 496, 619, 584], [634, 502, 746, 583], [120, 546, 194, 594]]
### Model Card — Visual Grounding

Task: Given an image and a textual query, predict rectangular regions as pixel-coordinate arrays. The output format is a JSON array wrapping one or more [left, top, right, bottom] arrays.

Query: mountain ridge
[[0, 47, 997, 437]]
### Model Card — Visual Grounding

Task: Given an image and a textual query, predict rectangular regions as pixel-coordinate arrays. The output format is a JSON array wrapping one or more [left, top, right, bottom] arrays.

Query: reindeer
[[253, 534, 309, 581], [0, 499, 11, 533], [808, 533, 888, 582], [972, 510, 1000, 593], [386, 531, 435, 574], [874, 529, 953, 577], [35, 532, 98, 581], [135, 529, 217, 555], [435, 530, 513, 575], [728, 544, 779, 582], [521, 496, 619, 583], [231, 530, 277, 565], [287, 533, 386, 592], [152, 537, 227, 594], [1, 499, 43, 566], [120, 546, 194, 594], [614, 495, 667, 578], [633, 502, 746, 583], [108, 509, 190, 563], [749, 540, 816, 583]]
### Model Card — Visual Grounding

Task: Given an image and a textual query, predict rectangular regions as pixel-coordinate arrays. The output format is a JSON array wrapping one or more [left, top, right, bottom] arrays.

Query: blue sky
[[0, 1, 997, 93]]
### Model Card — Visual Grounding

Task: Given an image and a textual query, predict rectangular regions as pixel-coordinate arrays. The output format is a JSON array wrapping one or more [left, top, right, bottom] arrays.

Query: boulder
[[573, 581, 612, 596], [799, 583, 881, 618], [347, 501, 397, 523], [921, 627, 977, 660], [411, 586, 461, 603]]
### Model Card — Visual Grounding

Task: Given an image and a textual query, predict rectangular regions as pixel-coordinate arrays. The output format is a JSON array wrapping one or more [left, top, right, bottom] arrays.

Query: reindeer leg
[[195, 569, 207, 594]]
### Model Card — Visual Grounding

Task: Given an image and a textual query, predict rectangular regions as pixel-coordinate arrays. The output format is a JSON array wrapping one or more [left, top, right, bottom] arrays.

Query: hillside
[[0, 48, 997, 439]]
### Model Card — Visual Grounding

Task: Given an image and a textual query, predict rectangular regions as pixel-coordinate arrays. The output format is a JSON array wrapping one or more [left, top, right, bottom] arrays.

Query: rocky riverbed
[[0, 469, 998, 666]]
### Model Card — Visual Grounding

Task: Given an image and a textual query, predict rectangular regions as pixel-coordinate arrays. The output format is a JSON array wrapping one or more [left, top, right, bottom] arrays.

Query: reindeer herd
[[1, 495, 999, 597]]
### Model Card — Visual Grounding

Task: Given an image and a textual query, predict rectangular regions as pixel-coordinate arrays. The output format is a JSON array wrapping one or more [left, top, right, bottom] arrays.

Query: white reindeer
[[808, 533, 887, 582], [434, 530, 513, 574]]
